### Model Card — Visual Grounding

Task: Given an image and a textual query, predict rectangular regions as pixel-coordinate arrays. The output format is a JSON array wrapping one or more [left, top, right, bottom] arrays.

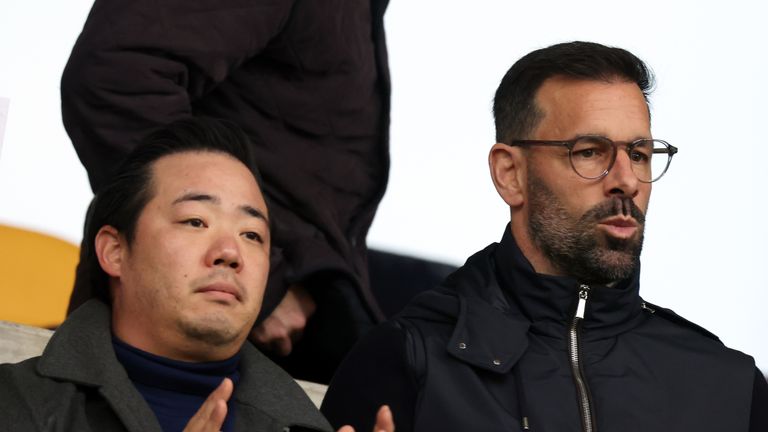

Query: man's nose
[[604, 150, 639, 198], [205, 234, 242, 271]]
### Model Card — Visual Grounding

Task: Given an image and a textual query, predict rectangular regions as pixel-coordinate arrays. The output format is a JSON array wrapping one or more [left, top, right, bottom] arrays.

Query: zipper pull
[[521, 416, 530, 430], [575, 284, 590, 319]]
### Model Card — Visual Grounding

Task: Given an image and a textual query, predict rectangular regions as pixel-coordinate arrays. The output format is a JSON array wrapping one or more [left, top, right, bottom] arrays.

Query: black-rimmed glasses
[[507, 136, 678, 183]]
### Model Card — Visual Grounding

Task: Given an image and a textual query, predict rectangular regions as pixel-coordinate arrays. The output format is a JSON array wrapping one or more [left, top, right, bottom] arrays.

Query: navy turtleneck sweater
[[112, 337, 241, 432]]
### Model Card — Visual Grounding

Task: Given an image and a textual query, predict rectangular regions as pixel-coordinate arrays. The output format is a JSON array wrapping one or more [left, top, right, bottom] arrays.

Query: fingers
[[250, 317, 295, 356], [183, 378, 233, 432], [335, 406, 393, 432], [249, 285, 316, 356], [374, 405, 394, 432], [211, 377, 234, 401]]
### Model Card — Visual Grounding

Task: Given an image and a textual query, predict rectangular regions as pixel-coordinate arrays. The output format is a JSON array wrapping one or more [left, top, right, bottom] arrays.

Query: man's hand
[[337, 405, 394, 432], [183, 378, 233, 432], [250, 284, 316, 356]]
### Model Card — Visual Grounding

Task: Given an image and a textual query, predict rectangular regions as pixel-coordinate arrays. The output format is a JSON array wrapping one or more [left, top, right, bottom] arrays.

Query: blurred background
[[0, 0, 766, 371]]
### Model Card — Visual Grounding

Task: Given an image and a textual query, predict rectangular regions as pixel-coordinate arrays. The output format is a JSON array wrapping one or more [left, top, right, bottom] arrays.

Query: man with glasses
[[320, 41, 767, 431]]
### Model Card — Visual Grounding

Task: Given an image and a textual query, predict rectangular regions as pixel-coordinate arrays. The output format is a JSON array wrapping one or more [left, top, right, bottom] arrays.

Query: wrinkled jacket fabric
[[0, 300, 332, 432], [61, 0, 391, 320], [322, 227, 766, 431]]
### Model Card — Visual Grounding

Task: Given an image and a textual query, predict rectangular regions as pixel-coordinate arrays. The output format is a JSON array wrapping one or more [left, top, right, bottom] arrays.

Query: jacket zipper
[[569, 284, 596, 432]]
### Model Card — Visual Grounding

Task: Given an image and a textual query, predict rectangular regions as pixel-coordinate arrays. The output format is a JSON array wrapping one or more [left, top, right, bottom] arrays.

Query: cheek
[[243, 250, 270, 291], [160, 234, 202, 265], [134, 234, 199, 291], [554, 184, 595, 217]]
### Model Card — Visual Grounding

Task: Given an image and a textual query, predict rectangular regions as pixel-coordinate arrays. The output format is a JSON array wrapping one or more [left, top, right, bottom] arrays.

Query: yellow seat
[[0, 224, 78, 328]]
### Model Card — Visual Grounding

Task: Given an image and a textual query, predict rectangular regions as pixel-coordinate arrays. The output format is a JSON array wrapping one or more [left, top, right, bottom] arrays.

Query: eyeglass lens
[[570, 137, 670, 182]]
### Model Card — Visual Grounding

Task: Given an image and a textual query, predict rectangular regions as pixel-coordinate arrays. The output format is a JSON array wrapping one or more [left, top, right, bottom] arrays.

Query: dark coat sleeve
[[61, 0, 296, 190], [751, 368, 768, 432], [321, 322, 420, 432]]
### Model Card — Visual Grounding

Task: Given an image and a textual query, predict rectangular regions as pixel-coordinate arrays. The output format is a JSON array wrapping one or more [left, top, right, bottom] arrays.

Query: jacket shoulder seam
[[642, 300, 721, 342]]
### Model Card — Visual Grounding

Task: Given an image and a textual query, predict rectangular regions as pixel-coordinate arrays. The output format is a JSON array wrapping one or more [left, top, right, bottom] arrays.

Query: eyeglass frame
[[505, 135, 678, 183]]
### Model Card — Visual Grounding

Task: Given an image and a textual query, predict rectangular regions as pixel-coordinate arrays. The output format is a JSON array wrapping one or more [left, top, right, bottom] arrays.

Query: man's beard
[[527, 173, 646, 285]]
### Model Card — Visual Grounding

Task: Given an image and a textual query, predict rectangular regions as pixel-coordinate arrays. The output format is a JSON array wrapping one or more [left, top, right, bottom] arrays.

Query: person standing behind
[[61, 0, 391, 383]]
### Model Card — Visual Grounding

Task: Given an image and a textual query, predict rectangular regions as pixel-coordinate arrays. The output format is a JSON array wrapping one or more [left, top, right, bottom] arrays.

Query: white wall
[[0, 0, 766, 371]]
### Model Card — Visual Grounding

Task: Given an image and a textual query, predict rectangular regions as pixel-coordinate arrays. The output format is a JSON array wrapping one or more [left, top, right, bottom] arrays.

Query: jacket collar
[[438, 225, 646, 373], [36, 300, 330, 432], [36, 300, 165, 432], [493, 225, 645, 341], [235, 344, 331, 431]]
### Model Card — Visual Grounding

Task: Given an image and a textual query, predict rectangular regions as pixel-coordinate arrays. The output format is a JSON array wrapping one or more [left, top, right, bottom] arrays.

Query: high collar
[[112, 336, 241, 396], [493, 225, 645, 340], [406, 226, 647, 374]]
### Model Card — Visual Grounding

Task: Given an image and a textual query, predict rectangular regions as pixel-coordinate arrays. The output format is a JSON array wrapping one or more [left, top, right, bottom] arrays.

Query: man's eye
[[630, 151, 649, 163], [243, 232, 263, 243], [183, 218, 206, 228], [573, 148, 599, 159]]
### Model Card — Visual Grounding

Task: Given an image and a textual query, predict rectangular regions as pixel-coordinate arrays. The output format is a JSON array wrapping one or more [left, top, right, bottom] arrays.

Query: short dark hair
[[493, 41, 655, 143], [81, 117, 264, 303]]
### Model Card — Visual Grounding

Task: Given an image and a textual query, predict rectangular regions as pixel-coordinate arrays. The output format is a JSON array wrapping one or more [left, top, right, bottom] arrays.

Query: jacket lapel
[[234, 343, 331, 432], [35, 300, 163, 432]]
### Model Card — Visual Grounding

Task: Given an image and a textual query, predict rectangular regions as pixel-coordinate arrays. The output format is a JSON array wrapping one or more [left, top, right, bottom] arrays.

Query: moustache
[[582, 197, 646, 224]]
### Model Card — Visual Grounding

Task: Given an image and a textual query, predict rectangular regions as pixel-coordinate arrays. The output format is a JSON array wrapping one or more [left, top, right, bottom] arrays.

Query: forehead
[[533, 77, 650, 139], [148, 151, 265, 208]]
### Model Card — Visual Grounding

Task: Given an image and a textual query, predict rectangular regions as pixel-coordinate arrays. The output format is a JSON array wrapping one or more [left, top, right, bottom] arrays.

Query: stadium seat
[[0, 224, 78, 328]]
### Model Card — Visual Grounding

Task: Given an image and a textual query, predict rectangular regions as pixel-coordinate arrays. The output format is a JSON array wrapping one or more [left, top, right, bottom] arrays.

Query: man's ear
[[94, 225, 124, 278], [489, 143, 526, 207]]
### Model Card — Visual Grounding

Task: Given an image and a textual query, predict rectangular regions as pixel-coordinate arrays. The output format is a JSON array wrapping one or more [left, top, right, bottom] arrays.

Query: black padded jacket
[[322, 226, 768, 432]]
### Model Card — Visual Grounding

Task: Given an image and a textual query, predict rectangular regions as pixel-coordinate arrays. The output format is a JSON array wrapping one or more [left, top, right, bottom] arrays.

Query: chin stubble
[[527, 175, 646, 284]]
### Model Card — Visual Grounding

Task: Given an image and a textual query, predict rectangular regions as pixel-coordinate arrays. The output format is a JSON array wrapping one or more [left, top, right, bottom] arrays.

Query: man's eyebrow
[[172, 192, 269, 224], [240, 205, 269, 224], [172, 192, 220, 205]]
